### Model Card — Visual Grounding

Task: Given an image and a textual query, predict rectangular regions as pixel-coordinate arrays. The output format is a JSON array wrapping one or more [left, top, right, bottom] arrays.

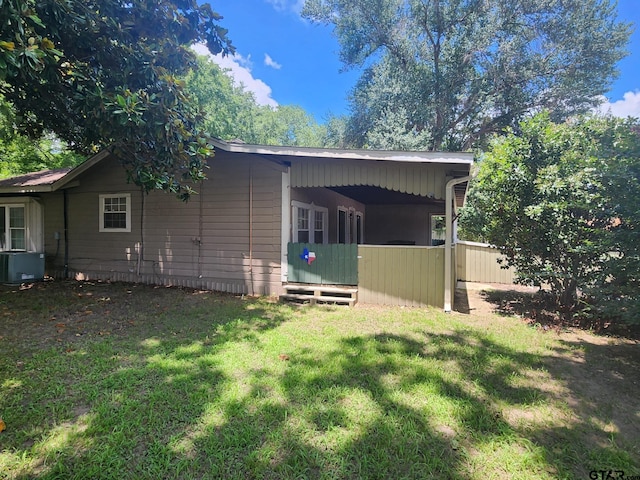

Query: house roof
[[0, 141, 473, 200], [0, 167, 73, 192], [0, 149, 111, 193], [211, 138, 474, 165]]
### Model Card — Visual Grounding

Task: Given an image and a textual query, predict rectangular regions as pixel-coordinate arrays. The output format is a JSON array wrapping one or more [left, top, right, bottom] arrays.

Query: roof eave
[[211, 138, 474, 165], [50, 149, 112, 191], [0, 186, 55, 194]]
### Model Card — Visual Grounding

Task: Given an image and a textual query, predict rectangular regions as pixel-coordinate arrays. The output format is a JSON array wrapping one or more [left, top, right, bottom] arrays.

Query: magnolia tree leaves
[[0, 0, 234, 198]]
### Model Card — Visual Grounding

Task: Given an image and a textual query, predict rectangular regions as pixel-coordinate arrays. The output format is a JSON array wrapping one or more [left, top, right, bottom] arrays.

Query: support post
[[444, 176, 470, 312]]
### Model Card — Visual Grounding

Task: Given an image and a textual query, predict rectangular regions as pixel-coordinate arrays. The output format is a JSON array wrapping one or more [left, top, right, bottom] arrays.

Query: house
[[0, 139, 473, 309]]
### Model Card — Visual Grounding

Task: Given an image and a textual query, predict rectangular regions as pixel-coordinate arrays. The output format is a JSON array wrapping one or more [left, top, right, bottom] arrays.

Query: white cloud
[[264, 53, 282, 70], [266, 0, 305, 14], [191, 43, 278, 107], [596, 91, 640, 118]]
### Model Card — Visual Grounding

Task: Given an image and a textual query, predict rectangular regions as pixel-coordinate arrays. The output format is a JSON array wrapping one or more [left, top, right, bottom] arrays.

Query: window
[[297, 206, 310, 243], [292, 201, 327, 244], [338, 207, 364, 244], [338, 207, 348, 244], [431, 214, 446, 246], [99, 194, 131, 232], [355, 212, 364, 244], [314, 210, 325, 244], [0, 205, 26, 251]]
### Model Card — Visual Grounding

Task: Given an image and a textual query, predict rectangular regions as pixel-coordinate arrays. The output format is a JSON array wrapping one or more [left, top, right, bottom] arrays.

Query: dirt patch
[[0, 279, 235, 354], [455, 281, 640, 466], [455, 281, 640, 339]]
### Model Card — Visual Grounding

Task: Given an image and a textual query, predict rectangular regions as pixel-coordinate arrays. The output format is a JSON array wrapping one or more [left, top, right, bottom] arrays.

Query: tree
[[589, 118, 640, 324], [0, 95, 85, 178], [0, 0, 233, 198], [459, 113, 640, 321], [303, 0, 630, 151], [186, 55, 327, 147], [184, 56, 257, 142]]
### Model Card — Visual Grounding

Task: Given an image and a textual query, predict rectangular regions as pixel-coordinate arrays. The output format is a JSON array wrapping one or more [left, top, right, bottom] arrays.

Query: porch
[[283, 242, 451, 308], [281, 151, 472, 310]]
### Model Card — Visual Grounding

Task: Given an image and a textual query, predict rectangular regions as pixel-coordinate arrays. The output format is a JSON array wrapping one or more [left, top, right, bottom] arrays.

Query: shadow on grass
[[479, 287, 640, 339], [1, 281, 638, 478], [543, 337, 640, 475]]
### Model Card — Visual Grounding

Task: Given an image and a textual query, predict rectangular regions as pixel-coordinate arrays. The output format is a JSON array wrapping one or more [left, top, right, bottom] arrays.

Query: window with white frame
[[292, 201, 327, 244], [0, 205, 26, 251], [99, 194, 131, 232]]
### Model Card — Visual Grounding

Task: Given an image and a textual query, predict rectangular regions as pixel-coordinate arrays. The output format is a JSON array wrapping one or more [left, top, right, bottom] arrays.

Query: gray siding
[[41, 153, 284, 295]]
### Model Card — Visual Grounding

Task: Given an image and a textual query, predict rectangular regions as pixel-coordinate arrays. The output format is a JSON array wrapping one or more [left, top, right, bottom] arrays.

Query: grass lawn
[[1, 280, 638, 479]]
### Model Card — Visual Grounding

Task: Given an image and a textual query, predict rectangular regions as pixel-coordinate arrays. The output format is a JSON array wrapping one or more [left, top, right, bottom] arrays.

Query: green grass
[[0, 281, 638, 479]]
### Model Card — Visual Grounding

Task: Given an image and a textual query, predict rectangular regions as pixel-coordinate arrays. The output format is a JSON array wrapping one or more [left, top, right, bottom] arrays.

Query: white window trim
[[292, 200, 328, 244], [0, 204, 27, 251], [99, 194, 131, 233]]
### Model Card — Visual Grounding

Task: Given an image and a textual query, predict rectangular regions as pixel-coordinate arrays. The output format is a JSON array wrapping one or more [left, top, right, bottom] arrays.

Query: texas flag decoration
[[300, 248, 317, 265]]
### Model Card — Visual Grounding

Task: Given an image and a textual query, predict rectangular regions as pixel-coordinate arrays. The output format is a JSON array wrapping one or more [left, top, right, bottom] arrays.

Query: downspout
[[63, 189, 69, 278], [137, 188, 144, 276], [197, 180, 203, 279], [249, 166, 254, 296], [281, 168, 291, 284], [444, 176, 470, 312]]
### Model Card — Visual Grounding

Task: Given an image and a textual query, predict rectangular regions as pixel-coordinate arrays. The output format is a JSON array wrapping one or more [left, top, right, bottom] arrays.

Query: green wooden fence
[[287, 243, 358, 285]]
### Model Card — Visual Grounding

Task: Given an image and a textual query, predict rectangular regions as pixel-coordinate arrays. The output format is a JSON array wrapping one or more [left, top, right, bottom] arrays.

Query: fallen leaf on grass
[[55, 323, 65, 328], [279, 354, 290, 361], [0, 418, 6, 433]]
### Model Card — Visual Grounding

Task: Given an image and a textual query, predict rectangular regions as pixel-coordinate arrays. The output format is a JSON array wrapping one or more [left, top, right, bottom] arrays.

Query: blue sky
[[199, 0, 640, 122]]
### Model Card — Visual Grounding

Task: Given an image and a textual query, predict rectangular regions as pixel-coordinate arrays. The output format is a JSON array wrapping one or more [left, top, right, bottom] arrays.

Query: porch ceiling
[[289, 157, 471, 203], [328, 186, 445, 205]]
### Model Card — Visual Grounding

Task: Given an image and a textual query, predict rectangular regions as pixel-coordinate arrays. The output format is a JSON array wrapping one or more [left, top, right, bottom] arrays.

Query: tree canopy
[[185, 55, 328, 147], [0, 95, 85, 178], [1, 0, 233, 198], [303, 0, 630, 151], [460, 113, 640, 323]]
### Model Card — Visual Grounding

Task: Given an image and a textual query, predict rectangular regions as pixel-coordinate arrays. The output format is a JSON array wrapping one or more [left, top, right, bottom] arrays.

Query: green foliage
[[0, 0, 233, 199], [303, 0, 630, 151], [186, 56, 328, 147], [0, 96, 84, 178], [460, 114, 640, 323], [586, 119, 640, 324], [0, 133, 85, 178]]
